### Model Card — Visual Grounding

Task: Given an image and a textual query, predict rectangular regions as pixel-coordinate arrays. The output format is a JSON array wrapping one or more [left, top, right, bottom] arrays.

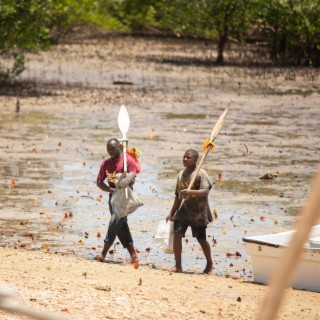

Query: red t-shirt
[[97, 153, 138, 189]]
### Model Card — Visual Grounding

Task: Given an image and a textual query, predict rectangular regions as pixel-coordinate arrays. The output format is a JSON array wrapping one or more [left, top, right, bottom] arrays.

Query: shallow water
[[1, 39, 320, 280]]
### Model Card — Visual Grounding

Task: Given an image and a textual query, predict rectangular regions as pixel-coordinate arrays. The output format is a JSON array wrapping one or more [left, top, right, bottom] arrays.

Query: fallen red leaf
[[145, 247, 151, 253], [260, 216, 266, 221]]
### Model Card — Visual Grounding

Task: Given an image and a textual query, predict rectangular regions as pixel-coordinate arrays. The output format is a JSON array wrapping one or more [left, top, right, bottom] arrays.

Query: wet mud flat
[[1, 36, 320, 280]]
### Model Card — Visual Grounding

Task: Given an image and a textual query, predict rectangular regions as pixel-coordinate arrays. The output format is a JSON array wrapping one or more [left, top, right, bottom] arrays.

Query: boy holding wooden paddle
[[166, 149, 213, 274]]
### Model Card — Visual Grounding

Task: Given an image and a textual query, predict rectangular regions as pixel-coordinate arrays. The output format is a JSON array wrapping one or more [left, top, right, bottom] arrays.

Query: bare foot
[[96, 250, 107, 262], [203, 262, 213, 274], [171, 266, 183, 273], [95, 255, 105, 262], [127, 253, 139, 264]]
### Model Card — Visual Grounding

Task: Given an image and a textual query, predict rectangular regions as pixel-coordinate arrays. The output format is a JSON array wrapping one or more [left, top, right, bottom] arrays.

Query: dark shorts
[[174, 220, 207, 240]]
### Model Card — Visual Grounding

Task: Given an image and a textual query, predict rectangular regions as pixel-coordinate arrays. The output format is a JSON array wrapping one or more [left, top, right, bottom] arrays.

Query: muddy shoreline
[[1, 36, 320, 281]]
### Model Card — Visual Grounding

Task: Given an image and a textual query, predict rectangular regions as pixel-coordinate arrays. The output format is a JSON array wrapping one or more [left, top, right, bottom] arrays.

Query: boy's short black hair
[[107, 138, 120, 146], [186, 149, 199, 161]]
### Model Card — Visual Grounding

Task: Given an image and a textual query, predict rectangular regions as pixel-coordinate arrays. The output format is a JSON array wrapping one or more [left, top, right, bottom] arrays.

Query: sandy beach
[[1, 35, 320, 319], [1, 247, 320, 320]]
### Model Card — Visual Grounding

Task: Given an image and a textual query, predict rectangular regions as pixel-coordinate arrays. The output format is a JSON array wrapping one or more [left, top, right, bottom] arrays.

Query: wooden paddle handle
[[178, 146, 211, 211], [121, 137, 128, 198]]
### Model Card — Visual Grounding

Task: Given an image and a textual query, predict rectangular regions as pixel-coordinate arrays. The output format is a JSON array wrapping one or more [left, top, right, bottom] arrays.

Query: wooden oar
[[117, 105, 130, 198], [178, 106, 229, 210], [0, 285, 70, 320], [257, 172, 320, 320]]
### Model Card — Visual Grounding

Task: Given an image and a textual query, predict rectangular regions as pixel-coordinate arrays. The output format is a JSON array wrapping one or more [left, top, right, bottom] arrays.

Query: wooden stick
[[122, 137, 128, 198], [0, 285, 70, 320], [257, 172, 320, 320], [178, 106, 229, 211]]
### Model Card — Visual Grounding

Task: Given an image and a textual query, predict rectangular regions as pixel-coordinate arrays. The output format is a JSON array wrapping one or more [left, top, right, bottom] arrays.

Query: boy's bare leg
[[197, 239, 213, 274], [99, 242, 112, 262], [127, 244, 139, 263], [173, 232, 183, 272]]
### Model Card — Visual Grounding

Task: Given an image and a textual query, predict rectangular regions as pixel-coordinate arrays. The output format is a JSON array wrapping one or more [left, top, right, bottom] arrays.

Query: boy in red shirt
[[97, 138, 139, 263]]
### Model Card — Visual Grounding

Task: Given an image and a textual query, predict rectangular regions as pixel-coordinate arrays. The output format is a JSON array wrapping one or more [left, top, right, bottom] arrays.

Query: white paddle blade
[[210, 106, 229, 141], [118, 105, 130, 134]]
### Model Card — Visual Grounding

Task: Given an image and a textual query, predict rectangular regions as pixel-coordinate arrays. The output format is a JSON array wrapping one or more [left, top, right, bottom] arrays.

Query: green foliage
[[1, 0, 320, 78], [0, 0, 54, 51], [253, 0, 320, 65], [0, 0, 56, 79], [289, 0, 320, 65], [116, 0, 158, 31], [201, 0, 253, 63], [94, 0, 128, 30], [155, 0, 204, 36], [52, 0, 126, 33]]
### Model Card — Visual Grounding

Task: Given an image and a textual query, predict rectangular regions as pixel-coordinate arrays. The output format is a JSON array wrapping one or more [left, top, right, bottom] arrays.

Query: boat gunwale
[[242, 237, 320, 252], [242, 237, 282, 248]]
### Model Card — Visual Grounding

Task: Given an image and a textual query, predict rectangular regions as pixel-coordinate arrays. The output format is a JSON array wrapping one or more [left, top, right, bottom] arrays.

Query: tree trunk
[[216, 27, 228, 65], [279, 33, 286, 62], [271, 27, 279, 62]]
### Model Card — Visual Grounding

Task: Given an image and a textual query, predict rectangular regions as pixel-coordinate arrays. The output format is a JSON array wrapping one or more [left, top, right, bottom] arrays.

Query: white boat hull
[[243, 225, 320, 292]]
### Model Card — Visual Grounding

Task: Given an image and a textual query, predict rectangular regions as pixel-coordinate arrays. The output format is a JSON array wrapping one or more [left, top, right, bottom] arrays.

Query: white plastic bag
[[154, 220, 174, 254], [110, 186, 143, 219]]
